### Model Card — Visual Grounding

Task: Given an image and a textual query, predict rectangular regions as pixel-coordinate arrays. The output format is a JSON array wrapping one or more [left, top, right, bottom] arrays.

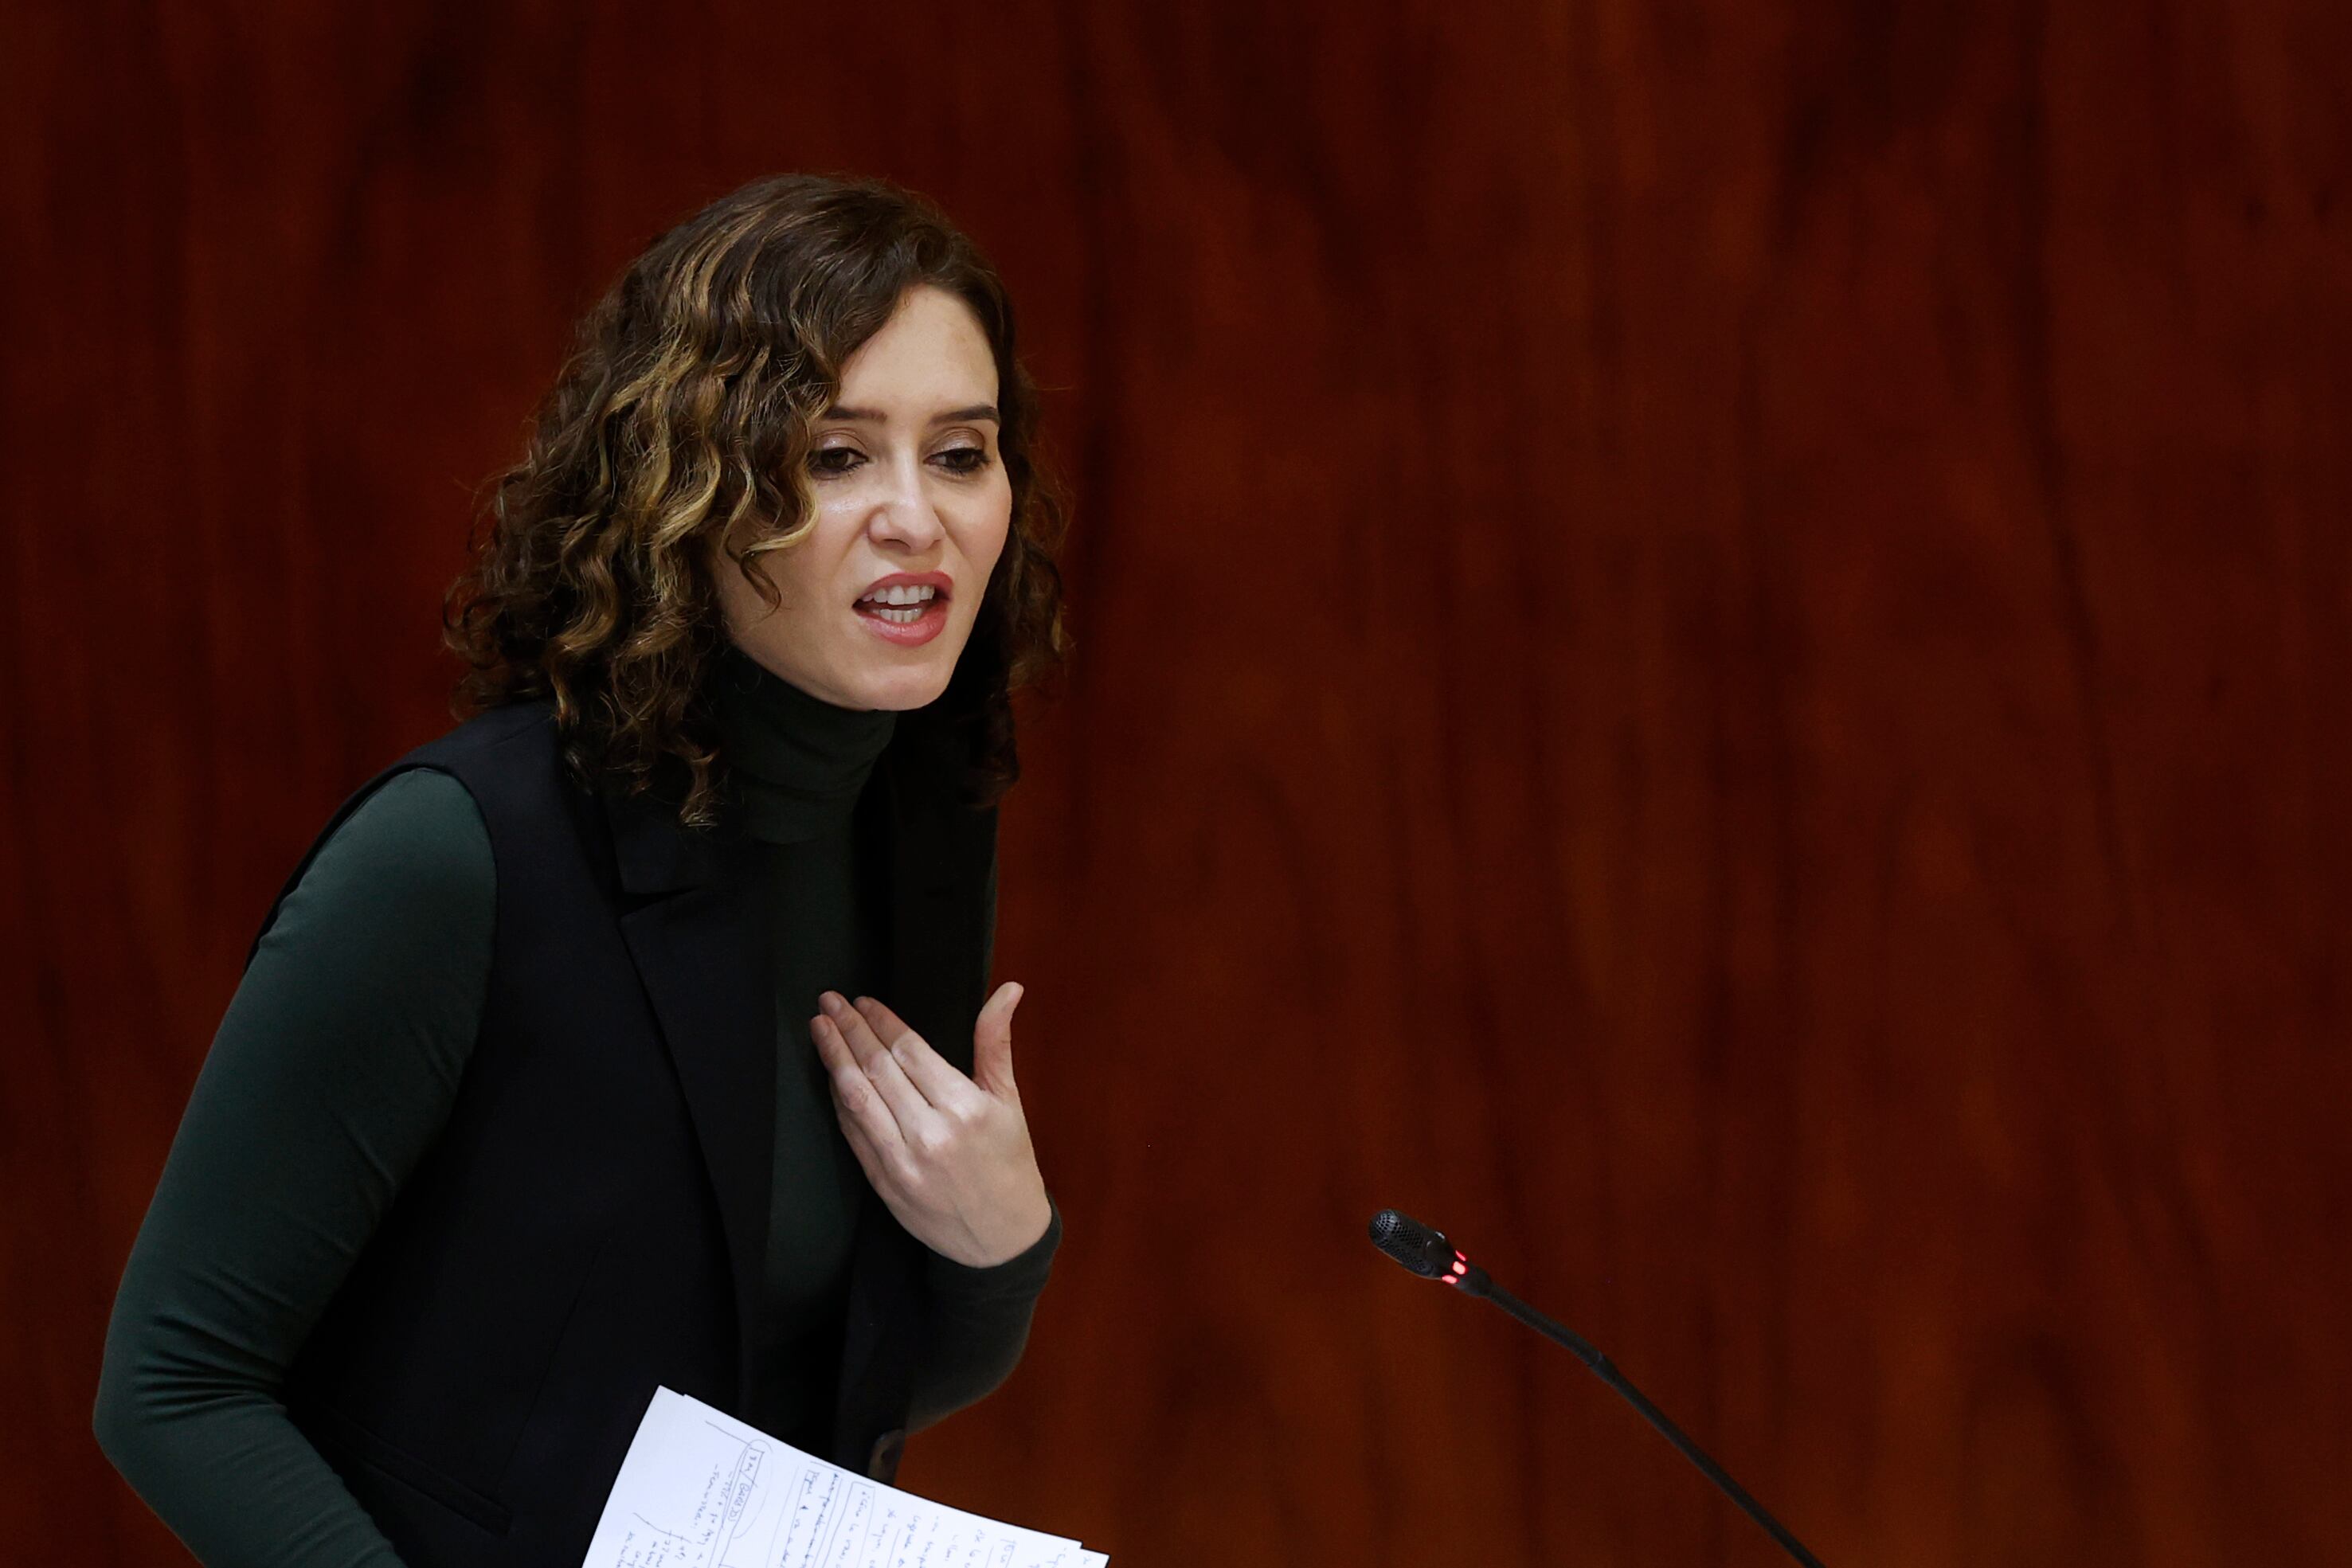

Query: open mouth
[[853, 592, 946, 626], [851, 584, 951, 646]]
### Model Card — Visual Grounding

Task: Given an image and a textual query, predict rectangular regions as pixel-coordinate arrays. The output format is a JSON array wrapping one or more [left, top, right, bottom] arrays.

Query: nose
[[866, 455, 945, 550]]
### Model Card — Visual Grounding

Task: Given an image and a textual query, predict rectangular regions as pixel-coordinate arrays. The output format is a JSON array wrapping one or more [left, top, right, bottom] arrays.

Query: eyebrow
[[820, 403, 1000, 424]]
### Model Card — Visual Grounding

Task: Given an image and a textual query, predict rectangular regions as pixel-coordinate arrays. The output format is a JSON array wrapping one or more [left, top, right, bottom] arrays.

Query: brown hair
[[440, 173, 1070, 827]]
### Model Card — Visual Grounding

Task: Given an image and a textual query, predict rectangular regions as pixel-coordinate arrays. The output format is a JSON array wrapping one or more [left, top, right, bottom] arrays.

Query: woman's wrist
[[927, 1197, 1061, 1293]]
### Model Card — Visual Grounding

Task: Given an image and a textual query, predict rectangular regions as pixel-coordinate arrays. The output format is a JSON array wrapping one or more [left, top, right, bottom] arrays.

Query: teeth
[[869, 604, 926, 624], [859, 584, 937, 605]]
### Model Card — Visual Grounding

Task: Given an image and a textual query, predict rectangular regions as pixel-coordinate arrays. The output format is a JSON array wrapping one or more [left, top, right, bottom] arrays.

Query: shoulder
[[247, 763, 497, 989], [326, 767, 491, 858], [243, 714, 538, 971], [373, 698, 583, 835], [398, 698, 559, 772], [298, 767, 495, 923]]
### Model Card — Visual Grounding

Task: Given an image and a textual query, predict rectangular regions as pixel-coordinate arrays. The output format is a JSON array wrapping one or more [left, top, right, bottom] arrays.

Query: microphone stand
[[1369, 1210, 1826, 1568], [1464, 1270, 1825, 1568]]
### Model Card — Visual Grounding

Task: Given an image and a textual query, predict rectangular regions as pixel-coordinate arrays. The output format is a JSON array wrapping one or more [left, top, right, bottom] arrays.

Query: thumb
[[973, 981, 1023, 1097]]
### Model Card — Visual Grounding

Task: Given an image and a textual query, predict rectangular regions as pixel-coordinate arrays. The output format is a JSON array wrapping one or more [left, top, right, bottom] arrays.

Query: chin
[[855, 662, 956, 712]]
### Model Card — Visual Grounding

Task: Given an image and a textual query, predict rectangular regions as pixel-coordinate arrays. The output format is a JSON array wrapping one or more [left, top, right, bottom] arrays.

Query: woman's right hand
[[811, 983, 1053, 1269]]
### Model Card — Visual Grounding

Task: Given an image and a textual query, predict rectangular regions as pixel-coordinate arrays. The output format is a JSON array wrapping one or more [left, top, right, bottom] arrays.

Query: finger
[[972, 981, 1023, 1098], [835, 1080, 930, 1202], [820, 1003, 938, 1132], [843, 993, 922, 1063], [810, 1009, 859, 1077], [851, 995, 982, 1112], [831, 1082, 898, 1189], [820, 991, 893, 1072], [818, 1018, 910, 1155]]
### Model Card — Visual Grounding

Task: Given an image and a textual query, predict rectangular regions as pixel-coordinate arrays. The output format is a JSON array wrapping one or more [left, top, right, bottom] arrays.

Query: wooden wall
[[6, 2, 2346, 1562]]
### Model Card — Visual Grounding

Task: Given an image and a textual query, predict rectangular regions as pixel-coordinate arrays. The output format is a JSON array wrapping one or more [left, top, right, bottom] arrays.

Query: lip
[[851, 588, 950, 648]]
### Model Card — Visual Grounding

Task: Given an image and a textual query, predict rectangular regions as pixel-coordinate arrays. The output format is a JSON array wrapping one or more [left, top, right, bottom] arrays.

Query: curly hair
[[440, 173, 1071, 827]]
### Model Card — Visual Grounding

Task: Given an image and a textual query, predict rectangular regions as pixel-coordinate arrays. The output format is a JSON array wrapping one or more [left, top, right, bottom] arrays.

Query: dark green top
[[93, 648, 1059, 1567]]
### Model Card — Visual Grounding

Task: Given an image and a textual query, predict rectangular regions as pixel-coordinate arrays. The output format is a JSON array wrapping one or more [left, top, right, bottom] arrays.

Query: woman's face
[[712, 284, 1013, 711]]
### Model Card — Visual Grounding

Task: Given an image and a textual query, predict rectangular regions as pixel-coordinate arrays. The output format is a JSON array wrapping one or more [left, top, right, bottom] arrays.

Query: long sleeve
[[93, 768, 496, 1566], [907, 1200, 1062, 1431]]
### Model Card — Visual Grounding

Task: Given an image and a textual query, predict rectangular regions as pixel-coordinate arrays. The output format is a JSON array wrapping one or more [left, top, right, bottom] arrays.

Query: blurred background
[[6, 2, 2348, 1563]]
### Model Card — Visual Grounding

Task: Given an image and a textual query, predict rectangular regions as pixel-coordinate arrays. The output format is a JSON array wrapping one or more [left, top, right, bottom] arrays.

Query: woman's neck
[[709, 643, 897, 844]]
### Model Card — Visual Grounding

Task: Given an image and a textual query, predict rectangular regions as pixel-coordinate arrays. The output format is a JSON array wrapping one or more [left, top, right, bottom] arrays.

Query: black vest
[[254, 696, 998, 1567]]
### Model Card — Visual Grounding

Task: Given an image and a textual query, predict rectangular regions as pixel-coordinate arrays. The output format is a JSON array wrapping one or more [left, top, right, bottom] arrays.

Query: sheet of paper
[[581, 1386, 1107, 1568]]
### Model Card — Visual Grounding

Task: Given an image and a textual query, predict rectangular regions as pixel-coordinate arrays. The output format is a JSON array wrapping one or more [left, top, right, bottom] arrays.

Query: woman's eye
[[933, 445, 993, 475], [808, 445, 866, 477]]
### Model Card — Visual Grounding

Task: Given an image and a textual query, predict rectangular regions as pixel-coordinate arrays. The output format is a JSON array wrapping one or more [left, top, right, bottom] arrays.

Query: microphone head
[[1367, 1208, 1460, 1278]]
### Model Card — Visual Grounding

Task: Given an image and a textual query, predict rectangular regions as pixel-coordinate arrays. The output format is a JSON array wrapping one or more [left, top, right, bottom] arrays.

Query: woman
[[93, 173, 1072, 1566]]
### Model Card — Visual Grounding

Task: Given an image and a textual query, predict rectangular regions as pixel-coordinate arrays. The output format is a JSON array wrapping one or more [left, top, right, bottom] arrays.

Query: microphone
[[1367, 1209, 1827, 1568]]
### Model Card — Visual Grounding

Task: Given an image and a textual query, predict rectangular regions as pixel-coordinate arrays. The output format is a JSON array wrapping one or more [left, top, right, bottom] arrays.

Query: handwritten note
[[581, 1387, 1108, 1568]]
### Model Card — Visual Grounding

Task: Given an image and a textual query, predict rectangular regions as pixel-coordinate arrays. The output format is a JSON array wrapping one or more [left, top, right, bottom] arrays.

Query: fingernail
[[820, 992, 843, 1015]]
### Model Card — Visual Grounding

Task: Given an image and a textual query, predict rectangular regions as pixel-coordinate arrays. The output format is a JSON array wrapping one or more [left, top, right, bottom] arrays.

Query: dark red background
[[6, 3, 2348, 1563]]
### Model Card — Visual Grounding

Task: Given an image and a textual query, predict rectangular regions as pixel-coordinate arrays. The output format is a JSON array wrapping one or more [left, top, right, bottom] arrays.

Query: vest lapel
[[605, 782, 775, 1411]]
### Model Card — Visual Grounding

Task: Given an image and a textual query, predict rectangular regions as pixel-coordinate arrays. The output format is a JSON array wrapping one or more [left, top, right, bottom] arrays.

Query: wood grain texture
[[5, 2, 2346, 1562]]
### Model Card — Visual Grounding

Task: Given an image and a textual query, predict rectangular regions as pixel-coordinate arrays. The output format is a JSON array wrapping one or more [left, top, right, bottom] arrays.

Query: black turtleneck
[[709, 643, 898, 1451], [93, 654, 1059, 1568]]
